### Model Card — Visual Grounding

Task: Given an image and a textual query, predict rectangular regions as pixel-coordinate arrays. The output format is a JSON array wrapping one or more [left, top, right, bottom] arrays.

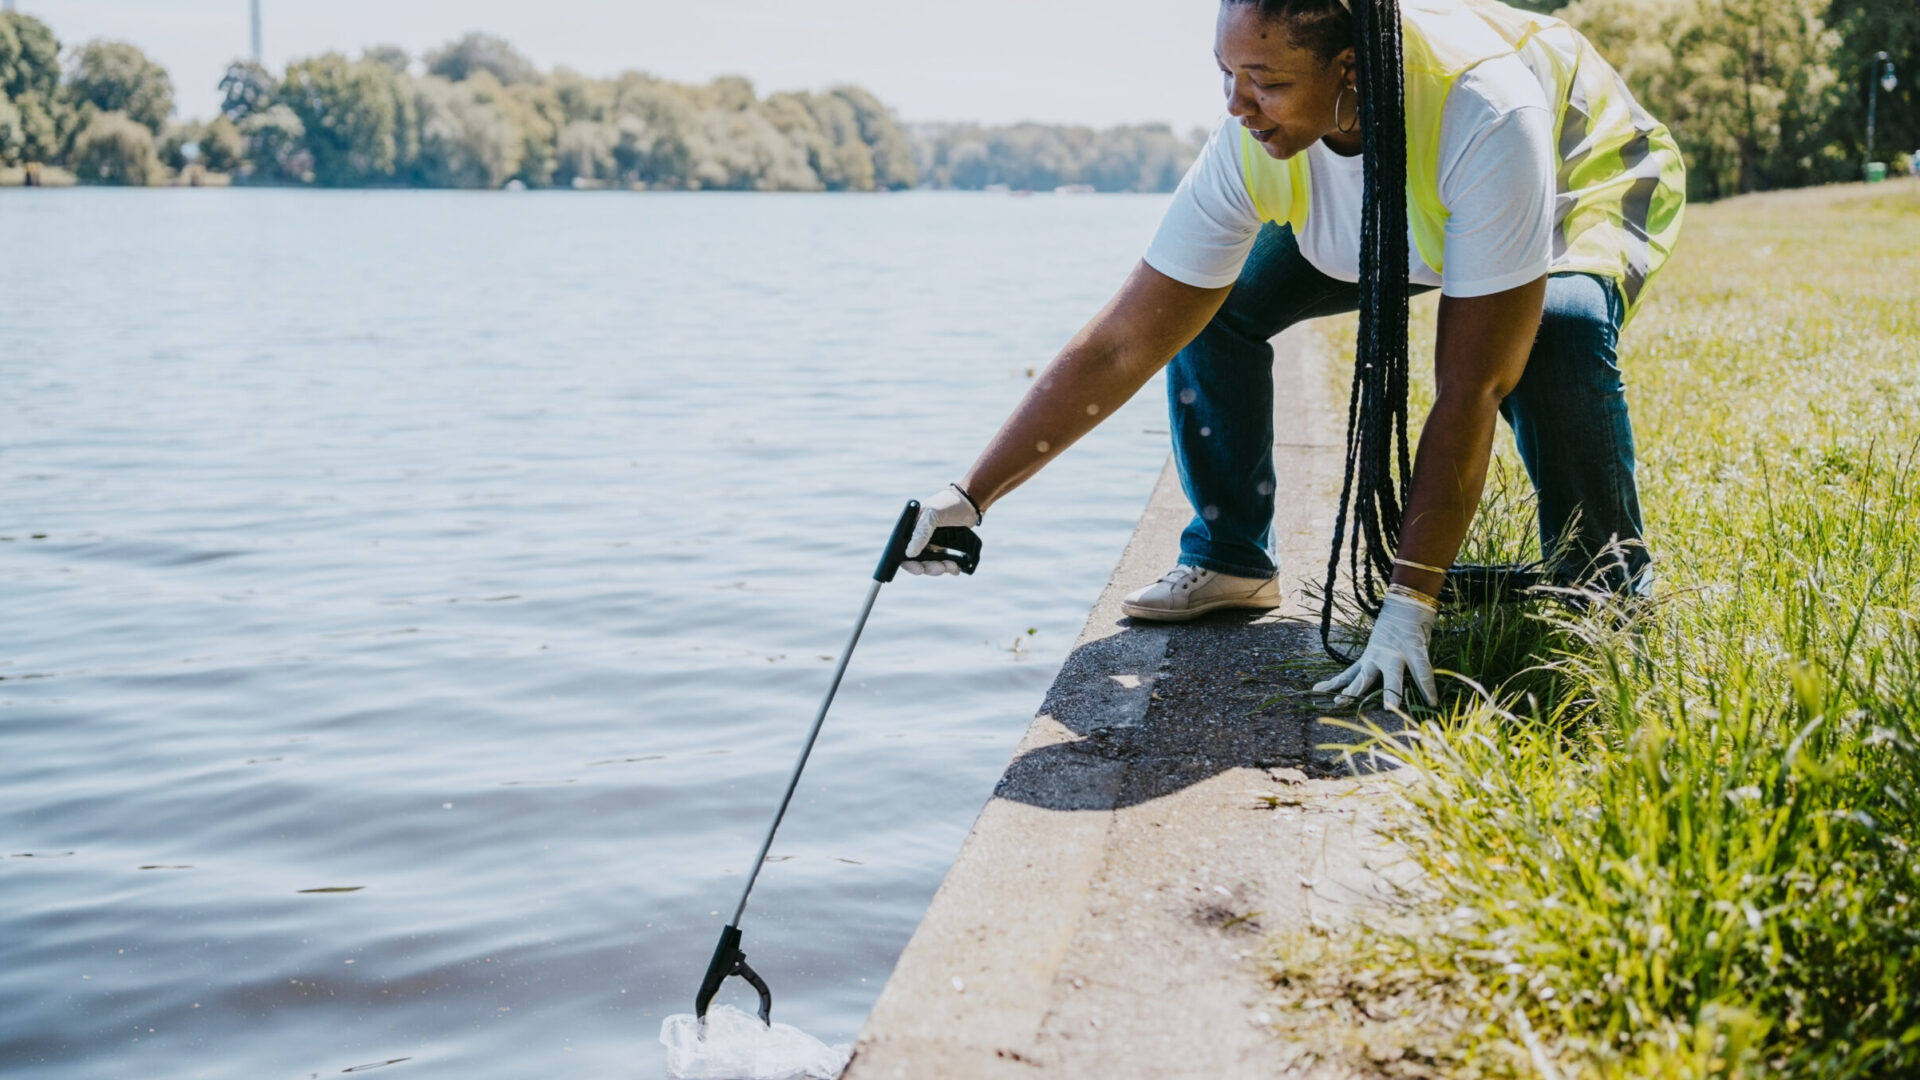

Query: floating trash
[[659, 1004, 848, 1080]]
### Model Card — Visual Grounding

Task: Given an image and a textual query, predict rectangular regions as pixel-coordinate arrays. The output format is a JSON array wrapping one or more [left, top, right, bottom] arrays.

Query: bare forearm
[[956, 261, 1230, 513], [1392, 390, 1503, 597], [959, 337, 1158, 510], [1392, 279, 1547, 595]]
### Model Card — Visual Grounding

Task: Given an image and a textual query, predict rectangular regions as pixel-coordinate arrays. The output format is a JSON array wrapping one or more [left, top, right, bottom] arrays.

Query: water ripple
[[0, 188, 1173, 1079]]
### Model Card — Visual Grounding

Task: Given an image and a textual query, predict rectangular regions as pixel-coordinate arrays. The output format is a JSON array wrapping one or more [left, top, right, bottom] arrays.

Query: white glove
[[901, 484, 982, 576], [1313, 592, 1439, 710]]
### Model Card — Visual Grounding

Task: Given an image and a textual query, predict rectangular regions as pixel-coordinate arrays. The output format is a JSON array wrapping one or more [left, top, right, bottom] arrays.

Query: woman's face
[[1215, 3, 1357, 159]]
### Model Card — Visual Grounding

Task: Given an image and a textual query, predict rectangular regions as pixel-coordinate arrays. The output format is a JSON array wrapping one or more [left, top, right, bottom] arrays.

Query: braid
[[1227, 0, 1544, 661], [1222, 0, 1412, 661], [1322, 0, 1413, 662]]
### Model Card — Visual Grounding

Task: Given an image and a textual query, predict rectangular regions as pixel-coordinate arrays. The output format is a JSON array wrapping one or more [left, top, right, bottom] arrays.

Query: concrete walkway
[[845, 328, 1416, 1080]]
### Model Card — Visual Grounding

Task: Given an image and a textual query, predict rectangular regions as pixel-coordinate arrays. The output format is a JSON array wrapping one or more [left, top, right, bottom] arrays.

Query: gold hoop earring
[[1334, 86, 1359, 134]]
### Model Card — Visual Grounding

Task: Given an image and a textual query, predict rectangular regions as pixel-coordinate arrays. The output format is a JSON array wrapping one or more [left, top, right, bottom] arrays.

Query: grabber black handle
[[873, 501, 920, 583], [873, 500, 984, 582], [694, 923, 772, 1025], [923, 526, 982, 575]]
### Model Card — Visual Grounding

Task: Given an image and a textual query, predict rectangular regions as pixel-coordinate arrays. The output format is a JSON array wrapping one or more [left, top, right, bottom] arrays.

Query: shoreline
[[844, 326, 1413, 1079]]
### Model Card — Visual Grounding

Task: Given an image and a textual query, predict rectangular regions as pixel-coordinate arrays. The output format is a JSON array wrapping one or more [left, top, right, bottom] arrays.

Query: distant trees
[[217, 60, 275, 123], [552, 116, 612, 186], [409, 74, 522, 188], [238, 103, 308, 181], [160, 114, 245, 172], [71, 109, 159, 183], [197, 115, 244, 172], [1563, 0, 1861, 197], [278, 53, 401, 185], [0, 12, 60, 102], [66, 39, 174, 134], [362, 45, 412, 77], [831, 85, 917, 190], [915, 122, 1197, 192], [425, 32, 539, 87], [217, 38, 928, 191], [0, 96, 25, 164], [2, 14, 173, 180], [0, 15, 936, 190], [0, 12, 65, 164], [1823, 0, 1918, 173]]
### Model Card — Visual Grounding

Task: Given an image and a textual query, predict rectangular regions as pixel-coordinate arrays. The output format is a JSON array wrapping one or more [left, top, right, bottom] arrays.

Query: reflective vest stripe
[[1618, 135, 1660, 305], [1548, 41, 1685, 311]]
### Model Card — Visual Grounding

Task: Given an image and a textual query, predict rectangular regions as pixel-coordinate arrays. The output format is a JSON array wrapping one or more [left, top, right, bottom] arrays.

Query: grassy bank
[[1269, 180, 1920, 1078]]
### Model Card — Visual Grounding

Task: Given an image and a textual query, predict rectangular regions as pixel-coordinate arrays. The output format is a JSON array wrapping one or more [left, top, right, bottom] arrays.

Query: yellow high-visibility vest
[[1241, 0, 1685, 320]]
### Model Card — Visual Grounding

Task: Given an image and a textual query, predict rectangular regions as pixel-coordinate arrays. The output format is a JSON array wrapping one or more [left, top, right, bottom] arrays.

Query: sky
[[16, 1, 1232, 133]]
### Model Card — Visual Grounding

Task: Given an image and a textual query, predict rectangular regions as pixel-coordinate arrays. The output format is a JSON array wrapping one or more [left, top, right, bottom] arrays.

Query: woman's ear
[[1338, 46, 1358, 88]]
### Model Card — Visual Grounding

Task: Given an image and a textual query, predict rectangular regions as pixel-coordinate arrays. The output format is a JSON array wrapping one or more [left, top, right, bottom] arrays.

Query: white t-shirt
[[1144, 54, 1555, 298]]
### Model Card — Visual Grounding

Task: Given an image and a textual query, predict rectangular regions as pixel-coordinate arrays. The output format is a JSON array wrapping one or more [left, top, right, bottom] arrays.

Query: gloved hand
[[1313, 591, 1439, 710], [901, 484, 983, 576]]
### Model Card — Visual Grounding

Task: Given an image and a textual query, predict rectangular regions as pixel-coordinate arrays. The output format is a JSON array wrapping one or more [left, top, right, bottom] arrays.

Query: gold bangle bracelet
[[1392, 556, 1448, 577], [1386, 583, 1442, 612]]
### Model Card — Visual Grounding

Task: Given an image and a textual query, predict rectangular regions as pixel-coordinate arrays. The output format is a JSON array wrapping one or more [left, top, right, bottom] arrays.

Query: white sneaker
[[1120, 564, 1280, 622]]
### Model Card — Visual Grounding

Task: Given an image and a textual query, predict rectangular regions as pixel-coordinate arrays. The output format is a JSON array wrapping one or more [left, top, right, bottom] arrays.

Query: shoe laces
[[1158, 565, 1211, 591]]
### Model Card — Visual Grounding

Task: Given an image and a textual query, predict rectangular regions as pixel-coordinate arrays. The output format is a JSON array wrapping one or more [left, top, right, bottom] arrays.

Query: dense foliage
[[66, 39, 174, 135], [208, 37, 927, 191], [70, 108, 160, 184], [0, 7, 1913, 194], [1486, 0, 1916, 197], [0, 17, 1169, 189]]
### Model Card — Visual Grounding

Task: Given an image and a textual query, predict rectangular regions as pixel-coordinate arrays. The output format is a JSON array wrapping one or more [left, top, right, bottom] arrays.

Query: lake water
[[0, 188, 1176, 1079]]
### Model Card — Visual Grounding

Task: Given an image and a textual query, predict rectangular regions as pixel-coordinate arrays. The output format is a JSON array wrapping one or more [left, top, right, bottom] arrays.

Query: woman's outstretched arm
[[959, 261, 1233, 512]]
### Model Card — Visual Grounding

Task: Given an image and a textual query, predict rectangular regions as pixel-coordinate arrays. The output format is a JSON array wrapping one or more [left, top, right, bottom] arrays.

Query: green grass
[[1264, 180, 1920, 1079]]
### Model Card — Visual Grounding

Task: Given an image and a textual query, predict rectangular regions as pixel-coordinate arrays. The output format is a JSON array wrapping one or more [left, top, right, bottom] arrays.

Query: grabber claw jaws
[[694, 924, 772, 1026]]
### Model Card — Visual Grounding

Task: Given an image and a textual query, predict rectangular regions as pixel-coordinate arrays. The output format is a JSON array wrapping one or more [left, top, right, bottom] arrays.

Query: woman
[[904, 0, 1684, 710]]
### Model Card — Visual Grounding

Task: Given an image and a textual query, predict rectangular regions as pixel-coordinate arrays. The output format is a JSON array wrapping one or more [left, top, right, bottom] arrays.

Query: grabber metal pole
[[727, 575, 883, 929], [693, 499, 981, 1025]]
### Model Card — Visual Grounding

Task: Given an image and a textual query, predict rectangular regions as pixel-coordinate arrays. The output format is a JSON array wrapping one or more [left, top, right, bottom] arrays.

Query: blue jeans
[[1168, 222, 1647, 589]]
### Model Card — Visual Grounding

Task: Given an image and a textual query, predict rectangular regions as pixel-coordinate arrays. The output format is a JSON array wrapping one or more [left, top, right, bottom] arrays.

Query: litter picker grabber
[[693, 499, 982, 1025]]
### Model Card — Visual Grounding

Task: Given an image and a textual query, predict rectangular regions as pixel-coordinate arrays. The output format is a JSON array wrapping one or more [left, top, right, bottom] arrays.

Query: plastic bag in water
[[659, 1004, 850, 1080]]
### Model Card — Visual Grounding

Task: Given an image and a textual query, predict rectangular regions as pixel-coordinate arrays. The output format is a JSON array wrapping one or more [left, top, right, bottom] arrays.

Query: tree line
[[912, 121, 1200, 194], [2, 4, 1914, 198], [1539, 0, 1916, 198], [0, 18, 1198, 192]]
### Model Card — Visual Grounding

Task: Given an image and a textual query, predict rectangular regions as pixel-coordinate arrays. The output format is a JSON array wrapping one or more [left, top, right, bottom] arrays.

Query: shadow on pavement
[[992, 609, 1409, 813]]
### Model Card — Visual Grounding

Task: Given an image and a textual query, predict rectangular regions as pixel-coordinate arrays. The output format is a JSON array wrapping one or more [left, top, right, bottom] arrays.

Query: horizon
[[15, 1, 1230, 133]]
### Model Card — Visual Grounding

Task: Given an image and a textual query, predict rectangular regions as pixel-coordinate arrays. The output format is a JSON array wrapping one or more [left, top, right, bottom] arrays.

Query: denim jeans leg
[[1498, 272, 1650, 592], [1168, 223, 1357, 577]]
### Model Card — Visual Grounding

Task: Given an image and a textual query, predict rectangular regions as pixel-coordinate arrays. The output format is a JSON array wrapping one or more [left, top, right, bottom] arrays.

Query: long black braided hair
[[1223, 0, 1426, 661]]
